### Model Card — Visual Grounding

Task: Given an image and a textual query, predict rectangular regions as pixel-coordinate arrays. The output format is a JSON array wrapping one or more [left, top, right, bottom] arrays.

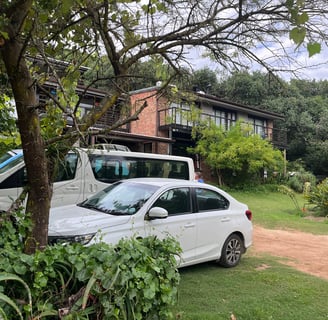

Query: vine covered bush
[[0, 213, 181, 319]]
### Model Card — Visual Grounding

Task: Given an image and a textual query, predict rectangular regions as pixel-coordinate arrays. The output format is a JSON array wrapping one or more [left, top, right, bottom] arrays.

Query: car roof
[[121, 178, 236, 201], [10, 149, 23, 155], [121, 177, 209, 188]]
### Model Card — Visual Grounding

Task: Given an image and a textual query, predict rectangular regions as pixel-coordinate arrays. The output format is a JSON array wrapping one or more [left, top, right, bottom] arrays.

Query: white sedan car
[[48, 178, 253, 268]]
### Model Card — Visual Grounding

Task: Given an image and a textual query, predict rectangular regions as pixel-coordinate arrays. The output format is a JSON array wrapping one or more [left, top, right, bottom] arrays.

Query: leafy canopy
[[191, 121, 284, 179]]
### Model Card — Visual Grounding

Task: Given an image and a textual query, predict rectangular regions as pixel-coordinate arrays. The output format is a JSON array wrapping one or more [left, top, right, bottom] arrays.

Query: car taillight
[[245, 209, 252, 221]]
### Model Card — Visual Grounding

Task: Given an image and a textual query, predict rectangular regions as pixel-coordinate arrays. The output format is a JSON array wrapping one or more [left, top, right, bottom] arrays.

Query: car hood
[[49, 205, 132, 236]]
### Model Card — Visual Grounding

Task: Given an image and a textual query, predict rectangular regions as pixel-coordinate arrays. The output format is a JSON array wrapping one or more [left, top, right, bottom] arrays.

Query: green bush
[[286, 171, 316, 193], [285, 160, 317, 193], [0, 214, 181, 319], [305, 177, 328, 216]]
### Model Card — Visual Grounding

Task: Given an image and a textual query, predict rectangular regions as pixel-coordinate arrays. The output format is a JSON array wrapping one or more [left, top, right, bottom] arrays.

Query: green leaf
[[13, 264, 27, 275], [0, 307, 8, 320], [285, 0, 294, 9], [296, 12, 308, 24], [82, 274, 97, 309], [61, 0, 73, 14], [0, 273, 32, 319], [0, 292, 23, 320], [289, 27, 306, 45], [307, 42, 321, 57], [0, 31, 9, 39]]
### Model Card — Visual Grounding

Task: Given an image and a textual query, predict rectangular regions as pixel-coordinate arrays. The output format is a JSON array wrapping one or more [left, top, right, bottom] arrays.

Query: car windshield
[[79, 181, 159, 215]]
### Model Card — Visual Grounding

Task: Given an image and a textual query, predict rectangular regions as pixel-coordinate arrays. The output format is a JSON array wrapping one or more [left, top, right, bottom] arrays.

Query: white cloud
[[187, 41, 328, 82]]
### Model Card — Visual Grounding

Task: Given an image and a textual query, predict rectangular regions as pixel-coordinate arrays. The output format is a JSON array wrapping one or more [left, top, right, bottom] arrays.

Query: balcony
[[158, 107, 287, 148], [95, 106, 129, 132]]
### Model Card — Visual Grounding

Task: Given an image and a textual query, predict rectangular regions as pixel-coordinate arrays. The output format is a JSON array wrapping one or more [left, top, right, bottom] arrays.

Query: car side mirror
[[146, 207, 168, 220]]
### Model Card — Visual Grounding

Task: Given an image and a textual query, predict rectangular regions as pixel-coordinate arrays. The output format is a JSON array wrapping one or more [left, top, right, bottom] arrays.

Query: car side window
[[0, 167, 27, 189], [152, 187, 191, 215], [196, 188, 229, 211], [54, 153, 78, 182], [90, 156, 120, 183]]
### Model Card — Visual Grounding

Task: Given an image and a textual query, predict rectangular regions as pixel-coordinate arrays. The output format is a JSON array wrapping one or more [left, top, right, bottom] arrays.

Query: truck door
[[51, 152, 83, 206]]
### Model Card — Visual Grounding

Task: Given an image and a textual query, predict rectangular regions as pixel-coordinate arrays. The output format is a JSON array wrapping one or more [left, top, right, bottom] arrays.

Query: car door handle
[[184, 223, 195, 228], [88, 184, 98, 193], [221, 217, 230, 222], [65, 186, 79, 190]]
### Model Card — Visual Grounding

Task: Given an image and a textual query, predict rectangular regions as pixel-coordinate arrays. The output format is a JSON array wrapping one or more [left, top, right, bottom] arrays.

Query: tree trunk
[[216, 168, 223, 187], [1, 1, 51, 253]]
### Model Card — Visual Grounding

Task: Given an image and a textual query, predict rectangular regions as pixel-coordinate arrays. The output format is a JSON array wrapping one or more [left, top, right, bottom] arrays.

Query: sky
[[187, 42, 328, 82], [290, 47, 328, 80]]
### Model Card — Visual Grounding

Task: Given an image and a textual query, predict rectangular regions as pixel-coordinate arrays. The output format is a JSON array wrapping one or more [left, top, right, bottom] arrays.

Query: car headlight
[[48, 233, 95, 245]]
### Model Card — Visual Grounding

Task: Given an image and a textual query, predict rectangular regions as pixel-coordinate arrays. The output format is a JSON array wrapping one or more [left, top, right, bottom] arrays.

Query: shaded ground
[[251, 225, 328, 281]]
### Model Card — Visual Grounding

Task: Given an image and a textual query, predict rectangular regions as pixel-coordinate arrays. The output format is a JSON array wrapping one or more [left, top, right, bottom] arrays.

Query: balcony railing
[[95, 107, 129, 132], [158, 107, 287, 148]]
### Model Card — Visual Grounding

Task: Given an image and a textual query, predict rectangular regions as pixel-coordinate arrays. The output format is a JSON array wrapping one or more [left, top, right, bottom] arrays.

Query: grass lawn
[[230, 189, 328, 234], [173, 189, 328, 320], [174, 256, 328, 320]]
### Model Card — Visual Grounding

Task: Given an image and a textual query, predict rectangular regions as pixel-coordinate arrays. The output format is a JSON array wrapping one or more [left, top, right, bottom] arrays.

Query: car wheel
[[219, 234, 243, 268]]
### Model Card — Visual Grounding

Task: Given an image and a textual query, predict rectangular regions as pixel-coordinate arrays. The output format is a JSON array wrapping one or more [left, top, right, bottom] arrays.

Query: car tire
[[219, 234, 243, 268]]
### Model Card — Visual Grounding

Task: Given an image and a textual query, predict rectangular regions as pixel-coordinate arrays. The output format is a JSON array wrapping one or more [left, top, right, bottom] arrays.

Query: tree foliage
[[191, 122, 284, 186], [0, 94, 20, 153], [216, 71, 328, 177], [216, 71, 286, 106], [188, 68, 220, 94]]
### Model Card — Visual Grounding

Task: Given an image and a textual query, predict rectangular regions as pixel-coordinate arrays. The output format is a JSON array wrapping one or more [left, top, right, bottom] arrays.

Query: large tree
[[1, 0, 328, 252]]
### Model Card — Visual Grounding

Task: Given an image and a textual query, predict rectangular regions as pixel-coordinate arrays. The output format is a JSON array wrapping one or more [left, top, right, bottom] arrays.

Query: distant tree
[[304, 141, 328, 177], [191, 122, 284, 186], [289, 79, 322, 97], [217, 71, 287, 106], [188, 68, 219, 94], [265, 91, 328, 175]]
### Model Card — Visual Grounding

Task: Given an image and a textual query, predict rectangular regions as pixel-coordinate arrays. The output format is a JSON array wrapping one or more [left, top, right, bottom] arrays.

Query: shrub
[[0, 214, 181, 319], [305, 177, 328, 217], [286, 171, 316, 193], [286, 160, 317, 193]]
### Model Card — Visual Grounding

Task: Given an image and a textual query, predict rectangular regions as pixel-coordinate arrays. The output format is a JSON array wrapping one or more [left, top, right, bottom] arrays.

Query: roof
[[195, 92, 284, 120], [129, 86, 284, 121]]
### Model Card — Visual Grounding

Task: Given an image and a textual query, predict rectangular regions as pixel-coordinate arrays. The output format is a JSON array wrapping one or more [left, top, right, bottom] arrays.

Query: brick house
[[95, 84, 286, 172], [32, 56, 286, 179]]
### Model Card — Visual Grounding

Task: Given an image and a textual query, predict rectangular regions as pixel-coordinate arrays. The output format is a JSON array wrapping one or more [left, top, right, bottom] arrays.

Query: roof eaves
[[196, 93, 284, 120]]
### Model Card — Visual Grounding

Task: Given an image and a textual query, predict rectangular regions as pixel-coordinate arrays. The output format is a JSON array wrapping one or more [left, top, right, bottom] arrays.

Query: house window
[[144, 143, 152, 153], [249, 117, 268, 138], [214, 109, 236, 130]]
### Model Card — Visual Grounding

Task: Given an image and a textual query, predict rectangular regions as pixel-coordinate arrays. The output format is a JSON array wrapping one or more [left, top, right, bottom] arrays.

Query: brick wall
[[129, 88, 171, 155], [130, 88, 159, 136]]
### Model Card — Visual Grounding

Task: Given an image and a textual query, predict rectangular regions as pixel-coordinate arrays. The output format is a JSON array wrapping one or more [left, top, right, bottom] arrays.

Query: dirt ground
[[250, 225, 328, 281]]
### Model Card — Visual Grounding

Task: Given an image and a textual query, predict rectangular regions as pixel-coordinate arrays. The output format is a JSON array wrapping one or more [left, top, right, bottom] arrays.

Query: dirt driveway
[[251, 225, 328, 281]]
